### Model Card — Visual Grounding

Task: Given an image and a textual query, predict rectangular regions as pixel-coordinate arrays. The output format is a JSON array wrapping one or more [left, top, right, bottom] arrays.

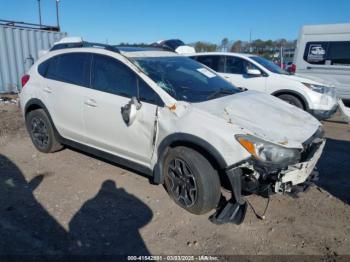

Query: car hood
[[192, 91, 321, 148], [279, 74, 326, 86]]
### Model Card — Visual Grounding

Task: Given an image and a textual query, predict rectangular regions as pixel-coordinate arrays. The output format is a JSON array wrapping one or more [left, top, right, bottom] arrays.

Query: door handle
[[43, 86, 52, 93], [84, 99, 98, 107]]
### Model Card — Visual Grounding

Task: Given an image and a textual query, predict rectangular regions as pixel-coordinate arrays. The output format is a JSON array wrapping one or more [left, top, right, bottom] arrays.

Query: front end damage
[[210, 128, 325, 225]]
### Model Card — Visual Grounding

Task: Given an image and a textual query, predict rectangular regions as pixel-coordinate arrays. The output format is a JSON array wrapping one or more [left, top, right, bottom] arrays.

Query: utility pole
[[56, 0, 60, 31], [37, 0, 42, 27], [249, 29, 252, 53], [280, 45, 284, 69]]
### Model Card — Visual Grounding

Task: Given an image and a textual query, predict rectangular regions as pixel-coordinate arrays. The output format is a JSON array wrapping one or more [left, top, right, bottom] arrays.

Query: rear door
[[194, 55, 225, 73], [41, 52, 91, 143], [82, 54, 161, 166], [194, 54, 245, 86]]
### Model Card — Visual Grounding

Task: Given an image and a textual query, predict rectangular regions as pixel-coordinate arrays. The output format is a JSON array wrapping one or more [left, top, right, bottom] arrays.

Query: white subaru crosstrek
[[186, 52, 339, 120], [20, 39, 325, 224]]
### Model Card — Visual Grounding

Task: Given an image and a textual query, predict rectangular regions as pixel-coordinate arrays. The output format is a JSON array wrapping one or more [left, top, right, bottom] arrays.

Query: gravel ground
[[0, 103, 349, 256]]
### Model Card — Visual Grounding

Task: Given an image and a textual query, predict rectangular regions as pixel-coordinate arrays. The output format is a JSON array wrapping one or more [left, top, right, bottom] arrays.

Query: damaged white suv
[[20, 39, 325, 224]]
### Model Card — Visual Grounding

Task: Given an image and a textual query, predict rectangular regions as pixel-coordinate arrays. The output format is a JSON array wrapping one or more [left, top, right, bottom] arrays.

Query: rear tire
[[277, 94, 305, 110], [26, 109, 63, 153], [163, 146, 221, 215]]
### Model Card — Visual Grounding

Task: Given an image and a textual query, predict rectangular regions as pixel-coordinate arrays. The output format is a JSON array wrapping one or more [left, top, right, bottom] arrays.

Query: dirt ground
[[0, 102, 349, 256]]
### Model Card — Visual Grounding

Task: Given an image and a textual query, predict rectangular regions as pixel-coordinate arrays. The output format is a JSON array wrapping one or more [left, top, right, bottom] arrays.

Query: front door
[[83, 54, 159, 166], [220, 56, 267, 92]]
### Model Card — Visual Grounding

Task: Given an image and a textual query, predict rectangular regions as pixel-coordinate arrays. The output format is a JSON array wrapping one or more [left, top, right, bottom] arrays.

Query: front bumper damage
[[210, 129, 325, 225], [274, 140, 325, 193]]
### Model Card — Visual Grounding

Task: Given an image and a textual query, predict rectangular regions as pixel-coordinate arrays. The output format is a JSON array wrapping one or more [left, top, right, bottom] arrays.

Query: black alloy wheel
[[166, 158, 197, 207]]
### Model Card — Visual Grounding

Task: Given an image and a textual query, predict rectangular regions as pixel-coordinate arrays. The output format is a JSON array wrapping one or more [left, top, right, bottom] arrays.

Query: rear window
[[303, 41, 350, 66], [45, 53, 91, 87], [195, 55, 225, 73], [328, 42, 350, 66]]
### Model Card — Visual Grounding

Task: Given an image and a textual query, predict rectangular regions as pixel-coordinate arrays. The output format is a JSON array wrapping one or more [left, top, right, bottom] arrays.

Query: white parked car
[[20, 39, 325, 224], [187, 52, 339, 120]]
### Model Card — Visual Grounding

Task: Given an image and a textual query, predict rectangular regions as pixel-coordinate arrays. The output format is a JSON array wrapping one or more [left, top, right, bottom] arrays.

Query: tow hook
[[209, 168, 247, 225]]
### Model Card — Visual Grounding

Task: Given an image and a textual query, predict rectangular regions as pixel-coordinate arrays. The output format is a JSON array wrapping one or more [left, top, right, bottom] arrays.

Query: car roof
[[116, 46, 164, 52], [114, 46, 178, 57], [122, 50, 179, 58], [186, 52, 256, 59], [49, 41, 179, 58]]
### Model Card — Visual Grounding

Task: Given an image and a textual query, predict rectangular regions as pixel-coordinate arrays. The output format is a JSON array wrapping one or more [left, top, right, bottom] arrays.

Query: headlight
[[302, 82, 331, 94], [236, 135, 300, 166]]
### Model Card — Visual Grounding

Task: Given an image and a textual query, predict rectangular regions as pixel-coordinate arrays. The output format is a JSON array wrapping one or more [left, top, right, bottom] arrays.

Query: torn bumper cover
[[210, 128, 325, 225], [274, 139, 325, 193], [247, 126, 326, 194]]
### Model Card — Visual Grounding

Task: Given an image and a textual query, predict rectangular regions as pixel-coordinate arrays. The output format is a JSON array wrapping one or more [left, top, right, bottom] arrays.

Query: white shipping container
[[0, 24, 66, 93]]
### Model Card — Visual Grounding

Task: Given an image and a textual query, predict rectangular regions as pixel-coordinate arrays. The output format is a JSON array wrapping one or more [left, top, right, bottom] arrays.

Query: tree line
[[192, 38, 297, 60], [117, 38, 297, 61]]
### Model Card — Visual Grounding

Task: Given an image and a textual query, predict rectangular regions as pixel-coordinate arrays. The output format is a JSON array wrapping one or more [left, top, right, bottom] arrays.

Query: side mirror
[[247, 69, 261, 77], [121, 97, 141, 126]]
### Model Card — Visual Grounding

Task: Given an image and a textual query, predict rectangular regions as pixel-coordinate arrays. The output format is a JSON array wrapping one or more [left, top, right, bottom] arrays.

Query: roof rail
[[50, 39, 120, 53], [114, 45, 176, 53]]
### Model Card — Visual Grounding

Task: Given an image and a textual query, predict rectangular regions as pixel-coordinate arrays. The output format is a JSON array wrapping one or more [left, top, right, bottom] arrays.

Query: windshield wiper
[[207, 88, 236, 99]]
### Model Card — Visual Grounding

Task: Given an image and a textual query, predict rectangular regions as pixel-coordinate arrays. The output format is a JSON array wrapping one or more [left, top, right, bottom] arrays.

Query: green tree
[[221, 38, 229, 52], [230, 40, 242, 53], [194, 41, 218, 52]]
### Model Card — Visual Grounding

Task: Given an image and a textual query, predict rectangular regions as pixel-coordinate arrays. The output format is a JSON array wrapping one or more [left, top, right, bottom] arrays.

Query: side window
[[38, 60, 49, 77], [46, 53, 91, 86], [328, 41, 350, 66], [196, 55, 225, 72], [92, 54, 137, 97], [243, 60, 262, 74], [303, 42, 328, 65], [225, 56, 245, 74], [138, 79, 163, 105]]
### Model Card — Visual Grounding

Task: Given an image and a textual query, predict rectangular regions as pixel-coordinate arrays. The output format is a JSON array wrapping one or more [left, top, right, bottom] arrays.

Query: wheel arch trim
[[153, 133, 228, 184], [24, 98, 62, 141], [271, 89, 310, 111]]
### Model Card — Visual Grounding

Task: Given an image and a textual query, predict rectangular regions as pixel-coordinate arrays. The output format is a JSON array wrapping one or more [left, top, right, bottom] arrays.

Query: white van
[[292, 23, 350, 101]]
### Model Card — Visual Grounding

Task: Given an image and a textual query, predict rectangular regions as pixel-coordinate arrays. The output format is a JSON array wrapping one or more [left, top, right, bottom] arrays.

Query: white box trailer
[[0, 22, 66, 93], [293, 23, 350, 100]]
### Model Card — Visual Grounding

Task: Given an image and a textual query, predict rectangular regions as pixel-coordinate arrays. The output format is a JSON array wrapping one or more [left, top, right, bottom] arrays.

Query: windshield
[[250, 56, 290, 75], [132, 56, 241, 102]]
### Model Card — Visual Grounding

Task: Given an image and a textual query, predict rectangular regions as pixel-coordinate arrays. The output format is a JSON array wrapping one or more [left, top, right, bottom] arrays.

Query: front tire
[[277, 94, 305, 110], [163, 146, 221, 215], [26, 109, 63, 153]]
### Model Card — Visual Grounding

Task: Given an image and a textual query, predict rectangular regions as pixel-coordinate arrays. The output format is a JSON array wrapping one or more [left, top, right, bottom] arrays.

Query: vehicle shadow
[[0, 154, 153, 255], [316, 138, 350, 205], [69, 180, 152, 255], [0, 154, 74, 255]]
